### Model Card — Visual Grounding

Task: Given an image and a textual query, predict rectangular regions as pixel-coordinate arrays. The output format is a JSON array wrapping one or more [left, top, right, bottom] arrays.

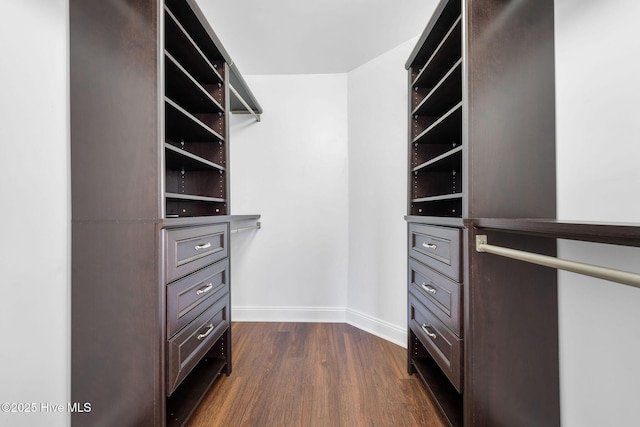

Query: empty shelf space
[[412, 59, 462, 117], [166, 193, 225, 203], [166, 357, 227, 427], [412, 356, 463, 427], [406, 0, 462, 70], [412, 102, 462, 144], [165, 52, 224, 114], [165, 143, 225, 172], [411, 154, 462, 200], [165, 167, 226, 200], [410, 195, 463, 217], [166, 139, 226, 167], [412, 16, 462, 89], [166, 98, 225, 143], [165, 6, 224, 85], [166, 197, 227, 218], [412, 145, 463, 172]]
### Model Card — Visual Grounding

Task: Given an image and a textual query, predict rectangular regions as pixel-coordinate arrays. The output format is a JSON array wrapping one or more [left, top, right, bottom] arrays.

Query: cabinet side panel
[[465, 0, 556, 218], [72, 222, 161, 426], [467, 229, 560, 426], [70, 0, 161, 221]]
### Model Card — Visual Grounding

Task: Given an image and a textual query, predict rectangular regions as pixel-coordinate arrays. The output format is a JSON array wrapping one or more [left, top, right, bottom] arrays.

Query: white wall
[[0, 1, 69, 426], [228, 43, 417, 346], [555, 0, 640, 425], [229, 74, 350, 321], [346, 38, 418, 346]]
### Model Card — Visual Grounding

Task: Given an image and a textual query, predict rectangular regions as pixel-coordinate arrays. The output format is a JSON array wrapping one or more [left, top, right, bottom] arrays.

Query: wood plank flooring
[[187, 322, 446, 427]]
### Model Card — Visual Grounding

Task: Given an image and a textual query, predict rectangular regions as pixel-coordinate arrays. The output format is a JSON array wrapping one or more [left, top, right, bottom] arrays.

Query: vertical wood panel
[[467, 229, 560, 426], [466, 0, 556, 219], [70, 0, 161, 222]]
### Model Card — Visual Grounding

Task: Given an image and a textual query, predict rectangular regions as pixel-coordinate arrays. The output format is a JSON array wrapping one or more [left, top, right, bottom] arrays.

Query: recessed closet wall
[[227, 40, 418, 344], [228, 74, 350, 320]]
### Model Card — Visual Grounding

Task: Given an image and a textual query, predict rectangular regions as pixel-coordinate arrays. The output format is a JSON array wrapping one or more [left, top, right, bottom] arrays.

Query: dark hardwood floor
[[187, 322, 446, 426]]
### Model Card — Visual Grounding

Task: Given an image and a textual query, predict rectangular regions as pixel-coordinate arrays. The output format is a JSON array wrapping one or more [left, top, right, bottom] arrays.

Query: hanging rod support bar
[[475, 235, 640, 289], [229, 84, 261, 122], [230, 222, 261, 233]]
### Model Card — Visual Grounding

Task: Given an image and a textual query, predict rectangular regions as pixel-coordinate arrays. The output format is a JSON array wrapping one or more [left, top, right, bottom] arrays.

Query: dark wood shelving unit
[[405, 0, 557, 425], [70, 0, 261, 425]]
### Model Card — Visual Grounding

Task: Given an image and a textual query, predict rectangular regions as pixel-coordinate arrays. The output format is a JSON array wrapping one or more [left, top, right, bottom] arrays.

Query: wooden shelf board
[[473, 218, 640, 247], [412, 59, 462, 116], [412, 15, 462, 88], [166, 193, 226, 203], [413, 145, 463, 172], [413, 193, 463, 204], [165, 143, 225, 171], [166, 51, 224, 113], [165, 97, 225, 142], [412, 102, 462, 145], [165, 5, 224, 83]]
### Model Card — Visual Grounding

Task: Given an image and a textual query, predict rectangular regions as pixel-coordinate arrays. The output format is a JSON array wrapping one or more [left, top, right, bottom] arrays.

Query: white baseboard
[[231, 305, 407, 348], [345, 308, 407, 348], [232, 306, 347, 323]]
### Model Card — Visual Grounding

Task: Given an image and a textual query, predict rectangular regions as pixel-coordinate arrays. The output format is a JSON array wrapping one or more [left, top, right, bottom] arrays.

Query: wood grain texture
[[187, 322, 446, 427], [466, 228, 560, 427]]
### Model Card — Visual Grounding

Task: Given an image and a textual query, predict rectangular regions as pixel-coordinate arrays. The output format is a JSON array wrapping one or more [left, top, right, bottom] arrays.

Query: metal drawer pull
[[421, 283, 437, 294], [197, 324, 214, 340], [196, 283, 213, 296], [421, 324, 437, 340], [422, 242, 437, 249], [194, 242, 212, 251]]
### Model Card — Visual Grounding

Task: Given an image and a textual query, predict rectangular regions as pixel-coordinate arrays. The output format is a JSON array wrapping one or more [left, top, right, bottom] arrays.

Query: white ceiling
[[195, 0, 439, 75]]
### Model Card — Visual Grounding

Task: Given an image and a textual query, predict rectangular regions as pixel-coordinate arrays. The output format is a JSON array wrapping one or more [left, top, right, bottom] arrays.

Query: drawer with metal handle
[[166, 258, 229, 338], [409, 257, 462, 336], [165, 223, 228, 283], [408, 223, 461, 281], [166, 293, 229, 395], [409, 293, 462, 392]]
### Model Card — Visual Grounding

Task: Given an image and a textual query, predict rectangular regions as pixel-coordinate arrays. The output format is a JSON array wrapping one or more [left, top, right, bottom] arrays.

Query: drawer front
[[409, 258, 462, 336], [408, 223, 461, 281], [165, 223, 228, 283], [166, 293, 229, 395], [410, 294, 463, 392], [166, 258, 229, 338]]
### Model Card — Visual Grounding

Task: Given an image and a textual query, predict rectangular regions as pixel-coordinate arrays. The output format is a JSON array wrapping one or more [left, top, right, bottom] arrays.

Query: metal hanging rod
[[229, 84, 261, 122], [230, 222, 261, 233], [475, 235, 640, 289]]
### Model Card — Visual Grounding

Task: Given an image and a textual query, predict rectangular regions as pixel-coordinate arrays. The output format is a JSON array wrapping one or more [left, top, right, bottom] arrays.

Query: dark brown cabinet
[[70, 1, 261, 425], [405, 0, 558, 425]]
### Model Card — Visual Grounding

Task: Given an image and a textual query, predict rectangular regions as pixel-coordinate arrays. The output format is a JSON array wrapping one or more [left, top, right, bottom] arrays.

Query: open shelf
[[406, 0, 462, 71], [165, 6, 224, 85], [411, 145, 462, 205], [165, 194, 227, 218], [411, 329, 463, 427], [413, 145, 462, 173], [412, 16, 462, 89], [165, 52, 224, 114], [413, 102, 462, 144], [408, 0, 463, 221], [166, 356, 227, 427], [166, 98, 225, 143], [165, 143, 225, 172], [412, 59, 462, 116]]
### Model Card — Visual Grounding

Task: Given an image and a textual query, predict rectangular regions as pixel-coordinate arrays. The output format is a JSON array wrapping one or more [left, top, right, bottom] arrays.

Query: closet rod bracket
[[475, 235, 640, 289]]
